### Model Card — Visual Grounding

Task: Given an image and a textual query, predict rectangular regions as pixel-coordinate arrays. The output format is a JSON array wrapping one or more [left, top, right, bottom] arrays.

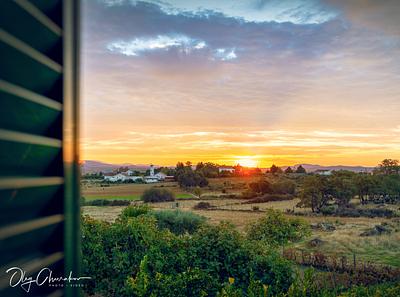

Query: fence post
[[353, 254, 356, 272], [341, 255, 344, 271]]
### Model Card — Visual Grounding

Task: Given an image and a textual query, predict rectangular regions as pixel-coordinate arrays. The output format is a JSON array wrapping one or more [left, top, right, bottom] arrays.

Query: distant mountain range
[[266, 164, 376, 173], [80, 160, 160, 174], [81, 160, 376, 174]]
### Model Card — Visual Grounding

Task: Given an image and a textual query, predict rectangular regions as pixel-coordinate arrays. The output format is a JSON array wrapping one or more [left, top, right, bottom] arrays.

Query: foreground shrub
[[188, 221, 294, 294], [82, 216, 294, 296], [141, 187, 175, 202], [245, 208, 311, 247], [147, 209, 206, 236]]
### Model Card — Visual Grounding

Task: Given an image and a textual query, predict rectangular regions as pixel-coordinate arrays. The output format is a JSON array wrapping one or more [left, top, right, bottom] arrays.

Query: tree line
[[298, 159, 400, 212]]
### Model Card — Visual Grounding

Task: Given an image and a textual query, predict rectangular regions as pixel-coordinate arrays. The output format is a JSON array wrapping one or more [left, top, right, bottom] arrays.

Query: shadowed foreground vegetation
[[82, 206, 399, 296]]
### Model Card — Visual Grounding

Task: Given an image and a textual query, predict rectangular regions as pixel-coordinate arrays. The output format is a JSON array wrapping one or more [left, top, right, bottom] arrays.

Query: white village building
[[219, 165, 235, 173], [313, 169, 332, 175], [103, 164, 174, 183], [103, 172, 143, 182]]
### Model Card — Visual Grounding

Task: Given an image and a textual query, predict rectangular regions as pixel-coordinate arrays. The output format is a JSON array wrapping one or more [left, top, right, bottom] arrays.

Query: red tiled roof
[[104, 173, 117, 176]]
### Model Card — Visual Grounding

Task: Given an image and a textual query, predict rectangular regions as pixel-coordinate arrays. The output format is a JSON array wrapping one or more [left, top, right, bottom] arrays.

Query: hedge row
[[81, 198, 130, 206]]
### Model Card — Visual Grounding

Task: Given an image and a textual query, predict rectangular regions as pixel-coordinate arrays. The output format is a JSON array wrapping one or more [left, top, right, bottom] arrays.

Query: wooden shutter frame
[[0, 0, 81, 296]]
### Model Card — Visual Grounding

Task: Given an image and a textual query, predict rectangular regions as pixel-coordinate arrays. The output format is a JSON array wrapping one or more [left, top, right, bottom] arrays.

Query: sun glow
[[235, 157, 259, 168]]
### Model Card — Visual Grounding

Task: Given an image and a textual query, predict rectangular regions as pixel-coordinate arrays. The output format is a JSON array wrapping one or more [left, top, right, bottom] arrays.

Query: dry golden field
[[81, 179, 400, 267]]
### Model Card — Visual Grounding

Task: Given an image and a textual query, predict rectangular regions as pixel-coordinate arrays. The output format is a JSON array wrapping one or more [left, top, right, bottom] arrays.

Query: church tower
[[150, 164, 154, 176]]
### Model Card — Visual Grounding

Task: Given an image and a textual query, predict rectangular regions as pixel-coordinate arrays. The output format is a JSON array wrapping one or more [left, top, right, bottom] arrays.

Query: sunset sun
[[235, 157, 259, 168]]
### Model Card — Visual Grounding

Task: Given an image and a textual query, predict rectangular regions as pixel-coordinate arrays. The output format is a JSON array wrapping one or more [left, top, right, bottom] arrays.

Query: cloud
[[107, 35, 206, 56], [81, 0, 400, 166], [319, 0, 400, 36]]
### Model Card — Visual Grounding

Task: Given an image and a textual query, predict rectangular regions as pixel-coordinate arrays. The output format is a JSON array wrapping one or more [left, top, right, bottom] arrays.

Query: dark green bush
[[141, 187, 175, 203], [121, 204, 152, 218], [321, 205, 335, 215], [193, 202, 211, 209], [147, 209, 206, 236]]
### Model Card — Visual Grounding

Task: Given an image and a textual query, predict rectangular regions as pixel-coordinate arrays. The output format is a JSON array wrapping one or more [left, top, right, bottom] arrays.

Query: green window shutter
[[0, 1, 80, 296]]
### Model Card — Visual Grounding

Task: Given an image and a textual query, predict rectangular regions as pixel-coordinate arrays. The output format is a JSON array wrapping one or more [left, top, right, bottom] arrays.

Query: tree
[[352, 174, 377, 204], [202, 162, 219, 178], [196, 162, 205, 172], [296, 175, 328, 212], [270, 164, 279, 174], [327, 170, 356, 203], [234, 163, 242, 174], [245, 208, 311, 247], [379, 159, 400, 174], [297, 185, 322, 212], [174, 161, 209, 188], [295, 165, 306, 173], [284, 167, 293, 174], [193, 186, 202, 198]]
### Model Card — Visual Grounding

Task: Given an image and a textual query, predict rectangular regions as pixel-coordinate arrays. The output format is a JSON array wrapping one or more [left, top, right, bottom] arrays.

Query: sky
[[80, 0, 400, 168]]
